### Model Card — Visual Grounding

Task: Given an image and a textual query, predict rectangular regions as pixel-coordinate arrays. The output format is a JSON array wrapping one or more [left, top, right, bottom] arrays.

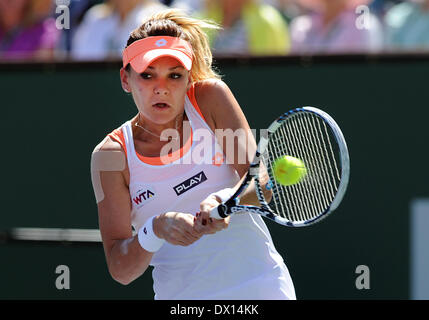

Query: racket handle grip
[[209, 204, 228, 219]]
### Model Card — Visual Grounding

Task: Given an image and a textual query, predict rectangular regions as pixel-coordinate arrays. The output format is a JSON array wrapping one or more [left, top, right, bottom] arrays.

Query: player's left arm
[[195, 79, 272, 208]]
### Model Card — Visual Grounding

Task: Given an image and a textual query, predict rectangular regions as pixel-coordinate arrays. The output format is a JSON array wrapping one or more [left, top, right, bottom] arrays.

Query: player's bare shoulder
[[194, 78, 231, 105], [91, 136, 129, 180], [93, 135, 123, 153], [91, 135, 130, 203], [194, 79, 235, 130]]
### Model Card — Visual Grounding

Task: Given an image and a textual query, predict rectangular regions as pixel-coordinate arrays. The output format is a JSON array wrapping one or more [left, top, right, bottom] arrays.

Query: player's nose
[[154, 79, 168, 95]]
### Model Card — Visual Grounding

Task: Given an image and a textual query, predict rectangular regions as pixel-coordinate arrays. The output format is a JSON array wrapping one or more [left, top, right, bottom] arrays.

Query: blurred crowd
[[1, 0, 429, 61]]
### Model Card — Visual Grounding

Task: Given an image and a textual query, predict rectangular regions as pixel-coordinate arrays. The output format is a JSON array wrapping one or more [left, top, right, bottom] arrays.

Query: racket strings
[[289, 117, 324, 220], [292, 113, 338, 219], [300, 115, 336, 208], [281, 115, 323, 222], [278, 123, 313, 222], [320, 119, 341, 182], [263, 112, 341, 223]]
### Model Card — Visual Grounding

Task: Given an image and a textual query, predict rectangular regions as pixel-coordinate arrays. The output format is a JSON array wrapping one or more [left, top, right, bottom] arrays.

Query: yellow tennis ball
[[272, 156, 307, 186]]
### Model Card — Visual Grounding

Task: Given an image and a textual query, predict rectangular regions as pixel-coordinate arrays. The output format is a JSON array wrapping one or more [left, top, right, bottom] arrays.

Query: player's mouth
[[152, 102, 171, 109]]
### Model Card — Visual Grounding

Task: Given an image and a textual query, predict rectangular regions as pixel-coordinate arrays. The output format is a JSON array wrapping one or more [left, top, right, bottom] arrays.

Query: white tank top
[[117, 93, 296, 300]]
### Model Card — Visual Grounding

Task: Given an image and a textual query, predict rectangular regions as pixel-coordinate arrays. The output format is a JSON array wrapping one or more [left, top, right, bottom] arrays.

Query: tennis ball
[[272, 156, 307, 186]]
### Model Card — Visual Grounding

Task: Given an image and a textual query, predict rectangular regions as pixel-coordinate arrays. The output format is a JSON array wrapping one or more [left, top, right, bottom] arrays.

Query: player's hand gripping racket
[[209, 107, 350, 227]]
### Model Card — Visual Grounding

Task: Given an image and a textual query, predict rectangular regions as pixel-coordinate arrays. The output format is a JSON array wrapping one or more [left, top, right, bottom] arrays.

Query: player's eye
[[140, 73, 152, 79], [170, 73, 182, 79]]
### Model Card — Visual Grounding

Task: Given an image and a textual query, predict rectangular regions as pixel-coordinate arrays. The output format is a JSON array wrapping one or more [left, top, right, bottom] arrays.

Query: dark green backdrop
[[1, 54, 428, 299]]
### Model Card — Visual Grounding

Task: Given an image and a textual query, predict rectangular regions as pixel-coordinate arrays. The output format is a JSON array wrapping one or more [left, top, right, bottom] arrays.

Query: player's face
[[123, 56, 191, 126]]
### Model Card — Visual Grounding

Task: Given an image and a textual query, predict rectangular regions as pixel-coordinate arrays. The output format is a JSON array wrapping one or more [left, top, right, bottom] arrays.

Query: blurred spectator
[[71, 0, 167, 60], [369, 0, 406, 18], [264, 0, 305, 23], [385, 0, 429, 50], [196, 0, 290, 56], [290, 0, 384, 53], [169, 0, 203, 14], [56, 0, 96, 55], [0, 0, 61, 60]]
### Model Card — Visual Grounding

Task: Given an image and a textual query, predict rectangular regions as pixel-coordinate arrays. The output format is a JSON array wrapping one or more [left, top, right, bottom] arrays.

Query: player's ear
[[186, 73, 193, 91], [120, 67, 131, 93]]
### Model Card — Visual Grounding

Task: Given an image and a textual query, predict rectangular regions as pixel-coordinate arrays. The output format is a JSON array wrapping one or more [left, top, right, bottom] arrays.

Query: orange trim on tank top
[[108, 128, 128, 157], [138, 129, 193, 165], [108, 125, 193, 166], [187, 83, 206, 122]]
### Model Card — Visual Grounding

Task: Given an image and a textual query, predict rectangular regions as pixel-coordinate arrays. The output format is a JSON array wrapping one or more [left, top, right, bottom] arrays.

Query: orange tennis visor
[[122, 36, 193, 73]]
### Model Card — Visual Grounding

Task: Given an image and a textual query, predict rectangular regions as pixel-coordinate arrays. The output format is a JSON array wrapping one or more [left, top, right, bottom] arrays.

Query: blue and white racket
[[210, 107, 350, 227]]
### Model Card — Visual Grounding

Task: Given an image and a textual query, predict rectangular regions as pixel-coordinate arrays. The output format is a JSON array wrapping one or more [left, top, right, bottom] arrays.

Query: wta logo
[[132, 187, 156, 207]]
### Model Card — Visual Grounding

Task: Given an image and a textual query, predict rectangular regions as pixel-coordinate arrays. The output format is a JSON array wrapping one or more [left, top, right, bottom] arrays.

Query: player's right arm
[[91, 136, 209, 285], [91, 136, 153, 285]]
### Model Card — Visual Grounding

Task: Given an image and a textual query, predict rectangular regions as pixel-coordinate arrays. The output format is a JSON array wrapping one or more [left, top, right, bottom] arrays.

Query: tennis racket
[[209, 106, 350, 227]]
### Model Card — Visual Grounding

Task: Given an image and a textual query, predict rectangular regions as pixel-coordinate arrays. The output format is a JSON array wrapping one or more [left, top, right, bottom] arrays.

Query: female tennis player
[[91, 9, 296, 300]]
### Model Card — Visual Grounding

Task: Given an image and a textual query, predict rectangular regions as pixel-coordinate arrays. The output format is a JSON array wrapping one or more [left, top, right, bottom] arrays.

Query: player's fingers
[[193, 213, 208, 233], [163, 221, 198, 246], [208, 216, 230, 231], [178, 216, 205, 244], [168, 231, 198, 246], [165, 234, 187, 246], [213, 215, 230, 230], [172, 238, 189, 246], [197, 191, 230, 234], [194, 212, 220, 234], [194, 214, 229, 235], [185, 225, 203, 241], [200, 196, 220, 212], [197, 209, 213, 227]]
